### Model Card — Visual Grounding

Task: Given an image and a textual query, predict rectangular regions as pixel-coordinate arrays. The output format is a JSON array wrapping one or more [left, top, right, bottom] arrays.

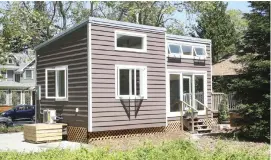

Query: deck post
[[191, 111, 194, 133], [206, 107, 208, 119], [180, 102, 183, 132]]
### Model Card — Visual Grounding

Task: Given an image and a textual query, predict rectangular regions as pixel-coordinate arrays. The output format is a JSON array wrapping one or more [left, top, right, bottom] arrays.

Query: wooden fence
[[212, 92, 239, 112]]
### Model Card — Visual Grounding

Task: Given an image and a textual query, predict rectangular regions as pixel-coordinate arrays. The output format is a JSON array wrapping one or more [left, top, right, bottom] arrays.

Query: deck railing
[[212, 92, 240, 112]]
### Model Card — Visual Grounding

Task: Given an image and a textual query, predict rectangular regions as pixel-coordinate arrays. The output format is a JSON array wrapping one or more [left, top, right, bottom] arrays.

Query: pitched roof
[[212, 55, 243, 76]]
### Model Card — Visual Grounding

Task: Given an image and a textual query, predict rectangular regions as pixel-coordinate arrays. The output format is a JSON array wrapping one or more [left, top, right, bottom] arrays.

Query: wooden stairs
[[184, 117, 212, 134], [179, 99, 214, 134]]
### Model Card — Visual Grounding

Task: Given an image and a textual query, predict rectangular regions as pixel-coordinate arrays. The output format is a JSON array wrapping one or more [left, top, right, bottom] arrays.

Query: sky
[[173, 1, 251, 34]]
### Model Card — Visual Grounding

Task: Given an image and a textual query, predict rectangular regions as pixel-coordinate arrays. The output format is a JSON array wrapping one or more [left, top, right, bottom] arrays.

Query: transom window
[[45, 66, 68, 100], [115, 31, 147, 52], [167, 41, 207, 58], [116, 65, 147, 99]]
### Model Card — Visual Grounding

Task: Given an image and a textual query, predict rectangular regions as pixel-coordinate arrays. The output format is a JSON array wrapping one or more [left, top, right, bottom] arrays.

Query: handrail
[[194, 99, 213, 119], [195, 99, 212, 111], [179, 100, 198, 112], [174, 100, 198, 133]]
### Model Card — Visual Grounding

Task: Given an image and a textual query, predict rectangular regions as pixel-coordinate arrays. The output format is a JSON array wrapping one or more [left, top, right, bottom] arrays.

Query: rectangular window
[[167, 41, 207, 59], [45, 66, 68, 100], [116, 65, 147, 99], [15, 74, 20, 82], [25, 70, 33, 79], [7, 70, 13, 81], [115, 31, 147, 52]]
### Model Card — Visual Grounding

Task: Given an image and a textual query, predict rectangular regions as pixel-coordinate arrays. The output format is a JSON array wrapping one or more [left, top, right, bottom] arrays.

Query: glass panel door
[[170, 74, 180, 112], [194, 75, 205, 114], [183, 76, 192, 109]]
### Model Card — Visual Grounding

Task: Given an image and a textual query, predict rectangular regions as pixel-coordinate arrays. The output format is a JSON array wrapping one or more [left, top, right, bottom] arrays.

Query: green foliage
[[0, 2, 51, 53], [11, 91, 20, 106], [0, 140, 268, 160], [0, 126, 23, 133], [0, 91, 6, 104], [226, 9, 248, 41], [218, 94, 229, 122], [231, 2, 270, 142], [193, 2, 237, 63]]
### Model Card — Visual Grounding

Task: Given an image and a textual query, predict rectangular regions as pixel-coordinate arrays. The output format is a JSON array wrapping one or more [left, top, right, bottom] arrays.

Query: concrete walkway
[[0, 132, 90, 153]]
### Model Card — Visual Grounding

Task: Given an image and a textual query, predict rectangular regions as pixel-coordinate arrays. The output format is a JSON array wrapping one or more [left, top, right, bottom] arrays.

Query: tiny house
[[35, 17, 213, 142]]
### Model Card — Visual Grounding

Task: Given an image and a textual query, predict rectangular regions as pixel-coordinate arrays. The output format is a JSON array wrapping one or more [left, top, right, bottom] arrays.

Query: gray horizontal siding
[[91, 23, 166, 132], [36, 25, 88, 128], [167, 38, 212, 109]]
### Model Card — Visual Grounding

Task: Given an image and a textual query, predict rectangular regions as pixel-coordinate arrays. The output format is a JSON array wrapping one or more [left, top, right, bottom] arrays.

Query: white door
[[182, 76, 192, 110], [193, 74, 206, 115]]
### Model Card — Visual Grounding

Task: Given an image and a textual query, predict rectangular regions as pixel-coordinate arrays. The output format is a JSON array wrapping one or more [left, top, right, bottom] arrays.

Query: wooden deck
[[212, 92, 239, 112]]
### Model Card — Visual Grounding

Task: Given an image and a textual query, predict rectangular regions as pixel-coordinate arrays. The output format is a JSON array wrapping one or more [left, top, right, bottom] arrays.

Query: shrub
[[0, 140, 268, 160], [218, 94, 229, 123]]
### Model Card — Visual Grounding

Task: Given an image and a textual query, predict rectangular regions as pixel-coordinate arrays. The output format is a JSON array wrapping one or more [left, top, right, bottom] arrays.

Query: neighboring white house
[[0, 50, 35, 106]]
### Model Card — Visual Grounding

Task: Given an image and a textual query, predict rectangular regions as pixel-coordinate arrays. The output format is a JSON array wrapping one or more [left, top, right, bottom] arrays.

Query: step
[[196, 128, 212, 133], [194, 125, 208, 129], [189, 121, 204, 125]]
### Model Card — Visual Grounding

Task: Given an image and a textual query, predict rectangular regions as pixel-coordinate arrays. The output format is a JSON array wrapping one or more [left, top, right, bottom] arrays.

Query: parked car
[[0, 105, 12, 113], [0, 117, 13, 128], [1, 105, 35, 121]]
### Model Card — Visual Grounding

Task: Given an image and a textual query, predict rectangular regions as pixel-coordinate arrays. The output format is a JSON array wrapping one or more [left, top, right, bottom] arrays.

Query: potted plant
[[185, 108, 198, 119], [218, 94, 230, 124]]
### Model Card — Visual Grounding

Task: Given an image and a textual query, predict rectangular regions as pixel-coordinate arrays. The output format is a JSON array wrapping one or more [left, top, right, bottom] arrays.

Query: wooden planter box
[[24, 123, 66, 143]]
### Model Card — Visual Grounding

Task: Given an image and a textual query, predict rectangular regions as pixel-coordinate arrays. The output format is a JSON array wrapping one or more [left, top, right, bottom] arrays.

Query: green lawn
[[0, 140, 269, 160]]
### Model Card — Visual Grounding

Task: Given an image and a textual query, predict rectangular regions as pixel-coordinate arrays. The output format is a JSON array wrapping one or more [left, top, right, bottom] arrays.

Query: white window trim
[[166, 69, 207, 117], [115, 65, 147, 100], [115, 30, 147, 53], [167, 40, 207, 59], [24, 69, 33, 80], [45, 66, 68, 101]]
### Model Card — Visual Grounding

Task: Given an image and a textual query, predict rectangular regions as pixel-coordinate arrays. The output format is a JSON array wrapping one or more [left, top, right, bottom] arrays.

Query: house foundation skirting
[[67, 121, 184, 143], [67, 119, 218, 143], [199, 118, 218, 128]]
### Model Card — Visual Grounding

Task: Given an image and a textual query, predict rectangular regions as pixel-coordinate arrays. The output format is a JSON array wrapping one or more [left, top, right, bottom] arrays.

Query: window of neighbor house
[[116, 65, 147, 99], [115, 31, 147, 52], [7, 58, 13, 64], [45, 66, 68, 100], [25, 70, 33, 79], [7, 70, 13, 81], [15, 74, 20, 82]]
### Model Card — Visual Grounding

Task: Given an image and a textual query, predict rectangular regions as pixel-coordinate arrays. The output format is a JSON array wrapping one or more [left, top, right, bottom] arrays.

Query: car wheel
[[0, 122, 7, 129], [31, 116, 35, 122], [7, 116, 13, 121]]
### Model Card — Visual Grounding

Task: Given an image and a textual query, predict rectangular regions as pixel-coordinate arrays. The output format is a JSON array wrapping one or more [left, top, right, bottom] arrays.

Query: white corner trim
[[87, 22, 92, 132], [114, 30, 147, 53], [165, 34, 168, 126]]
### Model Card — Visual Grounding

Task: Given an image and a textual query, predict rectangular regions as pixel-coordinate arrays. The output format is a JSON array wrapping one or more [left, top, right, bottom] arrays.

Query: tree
[[227, 9, 248, 48], [232, 1, 270, 142], [193, 2, 237, 63], [0, 2, 52, 52]]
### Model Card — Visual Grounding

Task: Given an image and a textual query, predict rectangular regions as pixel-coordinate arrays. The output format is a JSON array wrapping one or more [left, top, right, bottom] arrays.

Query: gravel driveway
[[0, 132, 90, 152]]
